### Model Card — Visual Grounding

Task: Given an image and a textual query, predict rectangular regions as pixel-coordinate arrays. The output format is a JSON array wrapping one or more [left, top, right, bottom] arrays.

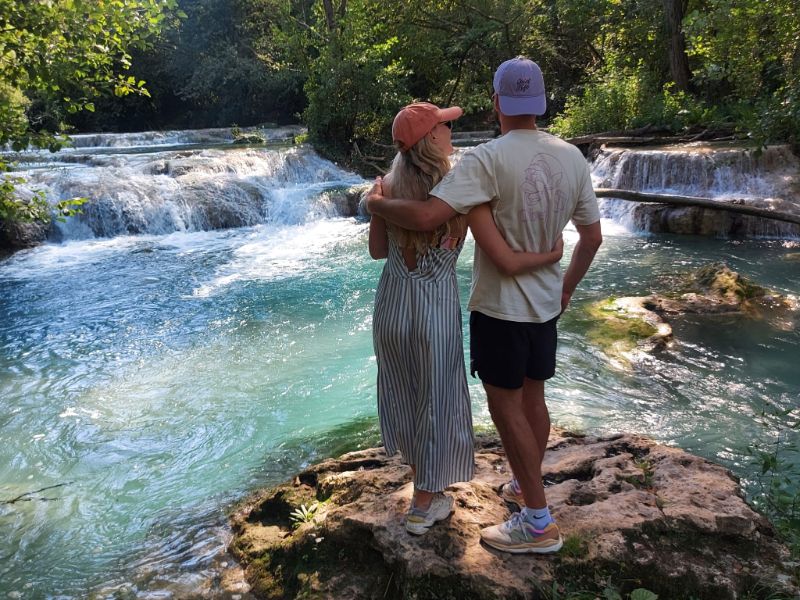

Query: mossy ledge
[[585, 263, 798, 366], [229, 432, 798, 599]]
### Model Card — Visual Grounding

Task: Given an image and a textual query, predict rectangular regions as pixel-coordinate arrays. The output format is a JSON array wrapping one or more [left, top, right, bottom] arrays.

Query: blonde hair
[[386, 136, 464, 255]]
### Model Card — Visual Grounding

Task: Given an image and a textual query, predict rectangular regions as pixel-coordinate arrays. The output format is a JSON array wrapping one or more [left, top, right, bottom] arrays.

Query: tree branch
[[2, 482, 72, 505]]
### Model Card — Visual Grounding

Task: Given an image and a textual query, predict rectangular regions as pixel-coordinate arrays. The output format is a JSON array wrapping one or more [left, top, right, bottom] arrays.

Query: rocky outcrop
[[629, 203, 800, 238], [229, 432, 798, 600], [323, 184, 369, 218], [0, 217, 51, 249], [586, 264, 798, 367]]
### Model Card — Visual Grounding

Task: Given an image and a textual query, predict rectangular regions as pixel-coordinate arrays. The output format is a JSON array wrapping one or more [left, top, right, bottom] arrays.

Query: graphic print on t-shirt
[[519, 153, 568, 225]]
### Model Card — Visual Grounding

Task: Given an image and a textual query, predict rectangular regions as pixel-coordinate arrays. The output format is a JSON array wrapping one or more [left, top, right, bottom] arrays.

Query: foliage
[[682, 0, 800, 146], [289, 502, 320, 527], [539, 0, 799, 143], [0, 0, 180, 148], [0, 160, 85, 223], [753, 76, 800, 150], [161, 0, 307, 127], [746, 403, 800, 556], [541, 579, 659, 600], [549, 62, 711, 137], [0, 0, 179, 227], [560, 533, 589, 559]]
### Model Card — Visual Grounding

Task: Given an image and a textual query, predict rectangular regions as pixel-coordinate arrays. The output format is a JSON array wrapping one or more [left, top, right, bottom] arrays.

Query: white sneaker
[[405, 493, 454, 535], [480, 513, 563, 554], [499, 478, 526, 507]]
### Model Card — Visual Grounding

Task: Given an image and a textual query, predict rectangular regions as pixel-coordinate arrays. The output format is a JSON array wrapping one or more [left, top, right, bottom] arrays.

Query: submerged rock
[[586, 264, 798, 366], [233, 133, 268, 145], [320, 184, 369, 218], [229, 432, 798, 600]]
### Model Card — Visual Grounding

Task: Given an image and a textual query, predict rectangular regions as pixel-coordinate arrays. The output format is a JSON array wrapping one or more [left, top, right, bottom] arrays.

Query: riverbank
[[229, 431, 799, 599]]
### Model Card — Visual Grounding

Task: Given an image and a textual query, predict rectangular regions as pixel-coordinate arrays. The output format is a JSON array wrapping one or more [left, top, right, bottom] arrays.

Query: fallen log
[[569, 135, 679, 146], [566, 125, 739, 148], [594, 188, 800, 226]]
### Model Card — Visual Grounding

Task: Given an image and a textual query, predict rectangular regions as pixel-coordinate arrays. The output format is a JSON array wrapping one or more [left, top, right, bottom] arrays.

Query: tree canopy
[[276, 0, 799, 168], [0, 0, 180, 223]]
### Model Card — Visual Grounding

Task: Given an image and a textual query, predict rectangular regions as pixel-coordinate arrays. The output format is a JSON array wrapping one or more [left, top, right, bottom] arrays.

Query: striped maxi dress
[[373, 235, 474, 492]]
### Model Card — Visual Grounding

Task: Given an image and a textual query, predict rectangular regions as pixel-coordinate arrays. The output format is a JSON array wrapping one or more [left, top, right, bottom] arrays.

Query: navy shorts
[[469, 311, 558, 389]]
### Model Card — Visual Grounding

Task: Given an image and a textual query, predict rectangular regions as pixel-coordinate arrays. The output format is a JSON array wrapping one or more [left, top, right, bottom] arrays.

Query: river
[[1, 129, 798, 597]]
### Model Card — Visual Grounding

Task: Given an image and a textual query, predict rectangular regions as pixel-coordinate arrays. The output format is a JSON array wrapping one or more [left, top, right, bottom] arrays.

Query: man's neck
[[499, 115, 537, 135]]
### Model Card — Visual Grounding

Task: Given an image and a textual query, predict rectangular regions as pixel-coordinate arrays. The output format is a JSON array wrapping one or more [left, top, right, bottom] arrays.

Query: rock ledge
[[230, 432, 798, 599]]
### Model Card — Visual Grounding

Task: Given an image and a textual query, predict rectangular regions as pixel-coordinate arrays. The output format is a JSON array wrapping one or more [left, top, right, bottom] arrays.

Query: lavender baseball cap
[[493, 56, 546, 116]]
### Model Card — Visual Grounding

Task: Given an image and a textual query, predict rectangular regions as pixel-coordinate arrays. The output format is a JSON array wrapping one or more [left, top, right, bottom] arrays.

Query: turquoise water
[[1, 142, 799, 597]]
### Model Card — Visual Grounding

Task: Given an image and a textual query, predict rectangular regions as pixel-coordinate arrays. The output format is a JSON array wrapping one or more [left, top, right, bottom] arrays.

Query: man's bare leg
[[522, 378, 550, 467], [484, 382, 546, 508], [480, 381, 562, 553]]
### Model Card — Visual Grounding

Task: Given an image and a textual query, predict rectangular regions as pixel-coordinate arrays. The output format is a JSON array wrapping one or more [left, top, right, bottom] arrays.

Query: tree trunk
[[662, 0, 692, 92], [594, 188, 800, 226], [321, 0, 336, 31]]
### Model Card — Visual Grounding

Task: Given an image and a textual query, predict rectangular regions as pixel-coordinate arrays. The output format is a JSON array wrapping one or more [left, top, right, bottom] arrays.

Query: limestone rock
[[322, 184, 369, 218], [0, 217, 51, 249], [229, 433, 798, 599], [586, 264, 799, 366]]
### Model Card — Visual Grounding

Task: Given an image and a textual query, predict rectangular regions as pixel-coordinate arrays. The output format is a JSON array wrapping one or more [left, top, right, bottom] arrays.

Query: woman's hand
[[550, 234, 564, 263], [365, 176, 384, 214]]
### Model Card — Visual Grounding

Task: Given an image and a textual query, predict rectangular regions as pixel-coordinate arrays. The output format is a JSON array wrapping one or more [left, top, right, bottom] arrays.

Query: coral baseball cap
[[392, 102, 463, 152], [493, 56, 546, 116]]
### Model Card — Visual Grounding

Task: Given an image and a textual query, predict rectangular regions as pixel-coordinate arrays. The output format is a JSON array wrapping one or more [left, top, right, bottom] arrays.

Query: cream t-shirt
[[431, 129, 600, 323]]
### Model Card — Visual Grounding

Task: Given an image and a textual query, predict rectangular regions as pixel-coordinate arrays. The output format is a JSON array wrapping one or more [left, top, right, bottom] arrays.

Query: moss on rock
[[587, 298, 659, 349], [586, 263, 797, 367], [690, 263, 768, 302]]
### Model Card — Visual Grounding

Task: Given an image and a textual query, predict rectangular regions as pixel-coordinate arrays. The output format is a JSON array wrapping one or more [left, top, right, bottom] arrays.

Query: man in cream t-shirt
[[367, 56, 602, 553]]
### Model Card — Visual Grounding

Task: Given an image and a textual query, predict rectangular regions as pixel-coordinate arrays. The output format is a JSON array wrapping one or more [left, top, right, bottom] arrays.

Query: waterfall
[[591, 144, 800, 238], [53, 125, 304, 150], [12, 140, 365, 241]]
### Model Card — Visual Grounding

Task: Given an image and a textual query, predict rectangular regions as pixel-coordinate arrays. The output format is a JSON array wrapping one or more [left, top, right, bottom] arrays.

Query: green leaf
[[604, 587, 623, 600], [629, 589, 658, 600]]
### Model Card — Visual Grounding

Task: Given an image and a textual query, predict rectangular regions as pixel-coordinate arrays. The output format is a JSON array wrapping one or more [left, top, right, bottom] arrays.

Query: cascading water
[[1, 131, 798, 598], [24, 125, 306, 152], [10, 130, 364, 241], [591, 143, 800, 237]]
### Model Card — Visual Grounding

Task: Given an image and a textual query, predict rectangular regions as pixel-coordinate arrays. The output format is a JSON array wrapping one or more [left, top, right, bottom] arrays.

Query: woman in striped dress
[[369, 102, 563, 535]]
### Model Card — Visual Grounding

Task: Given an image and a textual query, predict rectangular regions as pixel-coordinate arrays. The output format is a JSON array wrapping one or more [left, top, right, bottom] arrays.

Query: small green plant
[[629, 589, 658, 600], [539, 579, 659, 600], [289, 502, 319, 527], [620, 458, 656, 490], [634, 458, 655, 488], [1, 160, 86, 225], [745, 404, 800, 557], [560, 533, 589, 559]]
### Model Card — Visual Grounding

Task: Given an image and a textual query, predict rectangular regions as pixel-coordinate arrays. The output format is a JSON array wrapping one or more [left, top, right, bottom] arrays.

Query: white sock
[[522, 506, 553, 530]]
